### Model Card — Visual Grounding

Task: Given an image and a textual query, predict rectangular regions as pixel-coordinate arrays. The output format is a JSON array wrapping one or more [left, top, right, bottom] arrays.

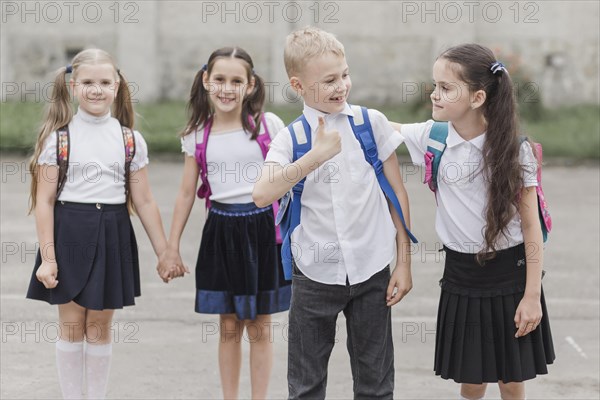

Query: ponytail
[[28, 66, 73, 213], [114, 70, 134, 129], [242, 72, 266, 139], [181, 68, 211, 137], [479, 67, 521, 263]]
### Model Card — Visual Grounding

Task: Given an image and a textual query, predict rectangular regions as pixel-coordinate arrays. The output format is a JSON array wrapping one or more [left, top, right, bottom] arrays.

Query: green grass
[[1, 101, 598, 159]]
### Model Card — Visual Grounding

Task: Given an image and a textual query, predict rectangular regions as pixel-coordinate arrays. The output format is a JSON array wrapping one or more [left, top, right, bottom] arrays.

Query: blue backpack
[[424, 122, 552, 242], [275, 105, 418, 280]]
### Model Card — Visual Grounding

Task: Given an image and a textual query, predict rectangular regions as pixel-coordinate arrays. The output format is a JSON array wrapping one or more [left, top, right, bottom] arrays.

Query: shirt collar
[[302, 103, 354, 131], [446, 121, 486, 150], [75, 106, 111, 125]]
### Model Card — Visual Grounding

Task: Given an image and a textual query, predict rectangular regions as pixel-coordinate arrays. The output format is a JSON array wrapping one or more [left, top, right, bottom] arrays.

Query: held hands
[[312, 116, 341, 163], [157, 247, 189, 283], [514, 293, 543, 338], [36, 261, 59, 289], [386, 264, 413, 306]]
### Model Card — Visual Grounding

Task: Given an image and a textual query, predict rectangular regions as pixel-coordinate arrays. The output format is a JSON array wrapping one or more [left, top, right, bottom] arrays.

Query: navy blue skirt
[[435, 244, 555, 384], [195, 201, 291, 320], [26, 201, 140, 310]]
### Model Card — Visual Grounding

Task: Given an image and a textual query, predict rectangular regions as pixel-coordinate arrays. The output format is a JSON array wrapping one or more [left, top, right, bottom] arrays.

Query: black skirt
[[195, 201, 291, 320], [434, 244, 555, 384], [26, 201, 140, 310]]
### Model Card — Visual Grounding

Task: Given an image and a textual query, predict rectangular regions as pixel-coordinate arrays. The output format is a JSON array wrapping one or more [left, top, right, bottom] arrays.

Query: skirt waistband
[[210, 201, 272, 216], [56, 201, 127, 212], [442, 243, 527, 290], [443, 243, 526, 266]]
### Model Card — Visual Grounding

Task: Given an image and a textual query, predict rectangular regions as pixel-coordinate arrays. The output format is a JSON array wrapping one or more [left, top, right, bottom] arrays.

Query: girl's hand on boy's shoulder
[[386, 264, 412, 306], [36, 261, 59, 289]]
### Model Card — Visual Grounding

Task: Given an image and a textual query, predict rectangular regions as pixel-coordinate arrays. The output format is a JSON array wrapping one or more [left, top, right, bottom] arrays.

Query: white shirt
[[38, 108, 149, 204], [265, 103, 403, 285], [181, 112, 284, 204], [400, 120, 538, 253]]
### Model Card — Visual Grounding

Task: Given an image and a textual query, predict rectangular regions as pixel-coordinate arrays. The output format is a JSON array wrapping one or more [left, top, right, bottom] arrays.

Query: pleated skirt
[[195, 201, 291, 320], [26, 201, 140, 310], [434, 243, 555, 383]]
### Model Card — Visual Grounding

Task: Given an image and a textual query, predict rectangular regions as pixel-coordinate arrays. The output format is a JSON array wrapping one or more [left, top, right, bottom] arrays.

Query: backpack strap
[[519, 136, 552, 243], [424, 122, 449, 193], [195, 118, 213, 208], [121, 126, 136, 199], [56, 124, 137, 200], [252, 114, 283, 244], [277, 115, 312, 280], [348, 105, 418, 244], [56, 125, 70, 198], [254, 113, 271, 157]]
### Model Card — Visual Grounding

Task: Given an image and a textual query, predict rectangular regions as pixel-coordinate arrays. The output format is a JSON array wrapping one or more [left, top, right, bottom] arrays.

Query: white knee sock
[[55, 339, 84, 399], [85, 342, 112, 399], [460, 395, 484, 400]]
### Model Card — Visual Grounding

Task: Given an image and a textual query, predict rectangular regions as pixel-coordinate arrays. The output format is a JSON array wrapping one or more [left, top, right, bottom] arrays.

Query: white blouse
[[400, 120, 538, 253], [37, 107, 149, 204], [181, 112, 285, 204]]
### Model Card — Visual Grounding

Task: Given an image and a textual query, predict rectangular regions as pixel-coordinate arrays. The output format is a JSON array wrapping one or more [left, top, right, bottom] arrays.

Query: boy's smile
[[293, 53, 352, 115]]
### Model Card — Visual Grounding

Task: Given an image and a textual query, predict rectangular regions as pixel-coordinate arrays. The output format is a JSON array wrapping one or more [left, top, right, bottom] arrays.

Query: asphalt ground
[[1, 155, 598, 399]]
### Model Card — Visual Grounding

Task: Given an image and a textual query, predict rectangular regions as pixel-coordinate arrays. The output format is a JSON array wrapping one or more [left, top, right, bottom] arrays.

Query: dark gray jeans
[[288, 265, 394, 400]]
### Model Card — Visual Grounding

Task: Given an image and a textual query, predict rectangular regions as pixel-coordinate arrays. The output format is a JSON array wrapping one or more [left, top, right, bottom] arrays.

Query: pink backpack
[[194, 113, 282, 244]]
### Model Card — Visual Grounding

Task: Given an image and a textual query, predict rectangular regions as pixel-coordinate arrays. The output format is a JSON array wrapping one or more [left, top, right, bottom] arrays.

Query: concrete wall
[[1, 0, 598, 107]]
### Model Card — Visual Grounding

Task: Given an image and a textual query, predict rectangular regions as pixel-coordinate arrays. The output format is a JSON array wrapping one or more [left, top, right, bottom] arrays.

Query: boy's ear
[[289, 76, 303, 94], [471, 89, 487, 110]]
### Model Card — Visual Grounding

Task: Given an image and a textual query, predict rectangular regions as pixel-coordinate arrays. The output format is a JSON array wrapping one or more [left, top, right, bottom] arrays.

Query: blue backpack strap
[[424, 122, 449, 193], [348, 105, 418, 244], [278, 115, 312, 280]]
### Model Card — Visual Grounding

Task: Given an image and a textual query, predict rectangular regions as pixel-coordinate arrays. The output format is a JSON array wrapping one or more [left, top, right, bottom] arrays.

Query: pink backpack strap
[[533, 142, 552, 232], [255, 113, 271, 158], [195, 118, 213, 208], [252, 113, 282, 244]]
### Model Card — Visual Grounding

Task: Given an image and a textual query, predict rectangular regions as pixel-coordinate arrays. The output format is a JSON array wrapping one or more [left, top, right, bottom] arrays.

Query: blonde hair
[[28, 48, 135, 213], [284, 26, 345, 77]]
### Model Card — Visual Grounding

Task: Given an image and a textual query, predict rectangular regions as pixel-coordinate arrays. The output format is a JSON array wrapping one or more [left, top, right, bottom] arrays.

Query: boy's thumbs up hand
[[313, 116, 341, 163]]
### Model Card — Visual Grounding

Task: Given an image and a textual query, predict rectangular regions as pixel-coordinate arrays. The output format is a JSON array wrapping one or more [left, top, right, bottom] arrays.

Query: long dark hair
[[181, 47, 266, 139], [439, 44, 524, 263]]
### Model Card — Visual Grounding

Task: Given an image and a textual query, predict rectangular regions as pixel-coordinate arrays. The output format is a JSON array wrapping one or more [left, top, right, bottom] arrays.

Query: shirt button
[[96, 203, 101, 210]]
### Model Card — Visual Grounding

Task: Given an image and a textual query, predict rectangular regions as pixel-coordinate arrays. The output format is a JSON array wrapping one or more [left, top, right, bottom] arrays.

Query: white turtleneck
[[37, 107, 149, 204]]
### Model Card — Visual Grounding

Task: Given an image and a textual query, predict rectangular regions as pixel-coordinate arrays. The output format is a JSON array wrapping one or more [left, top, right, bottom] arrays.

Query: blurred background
[[1, 0, 599, 159]]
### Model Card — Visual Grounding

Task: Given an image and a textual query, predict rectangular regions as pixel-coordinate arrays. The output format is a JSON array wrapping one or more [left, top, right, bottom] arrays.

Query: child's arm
[[158, 157, 199, 281], [514, 186, 544, 338], [253, 117, 340, 207], [34, 165, 59, 289], [382, 153, 413, 306], [130, 167, 186, 279]]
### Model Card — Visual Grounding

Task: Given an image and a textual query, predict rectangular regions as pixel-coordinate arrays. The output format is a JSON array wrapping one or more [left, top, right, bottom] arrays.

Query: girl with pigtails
[[26, 48, 175, 399], [158, 47, 290, 399]]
